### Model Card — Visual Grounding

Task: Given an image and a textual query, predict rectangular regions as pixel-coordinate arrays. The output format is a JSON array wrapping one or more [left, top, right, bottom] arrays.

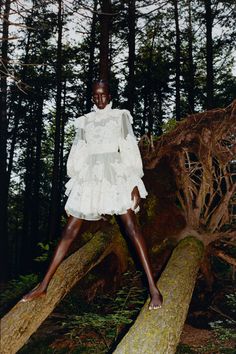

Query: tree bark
[[6, 29, 31, 197], [205, 0, 214, 109], [1, 229, 128, 354], [99, 0, 112, 80], [31, 69, 46, 256], [127, 0, 136, 115], [113, 236, 204, 354], [173, 0, 181, 121], [49, 0, 63, 240], [20, 105, 35, 273], [86, 0, 98, 112], [187, 0, 195, 113], [146, 29, 156, 135], [0, 0, 10, 282]]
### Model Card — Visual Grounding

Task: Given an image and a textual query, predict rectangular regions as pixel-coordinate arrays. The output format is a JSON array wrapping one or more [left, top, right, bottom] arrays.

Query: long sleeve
[[118, 110, 147, 198], [65, 116, 88, 196]]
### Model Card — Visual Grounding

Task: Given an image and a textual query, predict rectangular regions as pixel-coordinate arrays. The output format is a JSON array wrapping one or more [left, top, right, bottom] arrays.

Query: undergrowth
[[18, 270, 147, 353]]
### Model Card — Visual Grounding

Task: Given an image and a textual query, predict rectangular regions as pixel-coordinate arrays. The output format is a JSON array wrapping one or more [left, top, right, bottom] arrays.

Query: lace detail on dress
[[65, 104, 148, 220]]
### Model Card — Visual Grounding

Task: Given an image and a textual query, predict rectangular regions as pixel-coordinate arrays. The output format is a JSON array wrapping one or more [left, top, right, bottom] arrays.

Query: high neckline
[[93, 101, 112, 113]]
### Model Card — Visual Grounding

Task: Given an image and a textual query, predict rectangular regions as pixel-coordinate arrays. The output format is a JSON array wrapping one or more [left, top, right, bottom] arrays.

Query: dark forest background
[[0, 0, 236, 282]]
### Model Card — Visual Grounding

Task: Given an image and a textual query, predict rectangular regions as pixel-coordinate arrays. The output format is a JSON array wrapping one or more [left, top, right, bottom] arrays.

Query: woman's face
[[92, 84, 111, 109]]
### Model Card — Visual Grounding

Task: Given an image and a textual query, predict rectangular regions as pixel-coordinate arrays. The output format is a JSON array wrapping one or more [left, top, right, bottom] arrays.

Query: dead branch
[[213, 249, 236, 267]]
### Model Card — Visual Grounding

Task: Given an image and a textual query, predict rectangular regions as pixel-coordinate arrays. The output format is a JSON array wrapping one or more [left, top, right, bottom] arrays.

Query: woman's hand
[[131, 186, 141, 210]]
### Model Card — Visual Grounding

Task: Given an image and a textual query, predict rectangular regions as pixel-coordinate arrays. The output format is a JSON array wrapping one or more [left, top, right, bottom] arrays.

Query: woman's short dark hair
[[92, 80, 110, 93]]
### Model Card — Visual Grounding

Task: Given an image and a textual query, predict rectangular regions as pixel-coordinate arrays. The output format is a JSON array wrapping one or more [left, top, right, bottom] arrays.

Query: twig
[[209, 306, 236, 323], [213, 249, 236, 267]]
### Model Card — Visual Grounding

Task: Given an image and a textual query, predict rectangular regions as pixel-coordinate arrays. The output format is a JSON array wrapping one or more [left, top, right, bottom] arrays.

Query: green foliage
[[0, 274, 39, 315], [177, 292, 236, 353], [61, 271, 147, 349], [18, 340, 56, 354], [225, 293, 236, 313], [209, 292, 236, 343], [34, 242, 51, 263], [176, 343, 196, 353], [80, 231, 95, 244], [210, 319, 236, 342], [161, 118, 178, 134]]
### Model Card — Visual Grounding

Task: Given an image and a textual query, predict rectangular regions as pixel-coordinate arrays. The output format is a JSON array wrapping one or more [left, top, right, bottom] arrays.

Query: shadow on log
[[0, 228, 128, 354], [113, 236, 204, 354]]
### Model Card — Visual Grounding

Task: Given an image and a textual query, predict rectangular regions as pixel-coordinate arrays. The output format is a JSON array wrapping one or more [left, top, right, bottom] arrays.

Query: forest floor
[[1, 248, 235, 354]]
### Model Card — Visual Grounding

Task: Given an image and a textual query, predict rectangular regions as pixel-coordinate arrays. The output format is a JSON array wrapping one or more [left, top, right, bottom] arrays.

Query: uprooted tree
[[1, 101, 235, 354], [141, 99, 235, 248], [114, 100, 236, 353]]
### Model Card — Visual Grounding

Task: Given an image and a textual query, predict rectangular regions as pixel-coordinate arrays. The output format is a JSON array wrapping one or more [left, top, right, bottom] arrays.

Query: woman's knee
[[124, 222, 140, 239], [62, 219, 81, 241]]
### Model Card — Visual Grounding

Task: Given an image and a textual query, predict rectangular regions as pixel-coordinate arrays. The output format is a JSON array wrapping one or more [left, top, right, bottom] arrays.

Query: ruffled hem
[[64, 175, 147, 221], [65, 146, 148, 221]]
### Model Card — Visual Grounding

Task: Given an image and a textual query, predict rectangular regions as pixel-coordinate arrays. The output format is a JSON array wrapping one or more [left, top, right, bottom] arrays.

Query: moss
[[151, 237, 175, 255], [145, 194, 158, 222], [80, 231, 95, 244], [177, 236, 205, 260], [113, 234, 205, 354]]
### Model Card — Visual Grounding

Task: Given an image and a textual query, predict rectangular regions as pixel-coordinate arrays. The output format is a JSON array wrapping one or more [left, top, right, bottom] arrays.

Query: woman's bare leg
[[118, 209, 163, 310], [21, 216, 84, 302]]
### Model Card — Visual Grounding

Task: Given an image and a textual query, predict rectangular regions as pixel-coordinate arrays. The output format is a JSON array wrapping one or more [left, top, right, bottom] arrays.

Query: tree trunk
[[187, 0, 195, 113], [146, 30, 156, 135], [141, 81, 148, 135], [113, 236, 204, 354], [86, 0, 98, 112], [20, 106, 35, 273], [1, 229, 128, 354], [173, 0, 181, 121], [49, 0, 63, 241], [127, 0, 136, 115], [0, 0, 10, 282], [205, 0, 214, 109], [6, 30, 31, 192], [58, 80, 66, 219], [31, 72, 46, 256], [99, 0, 112, 80]]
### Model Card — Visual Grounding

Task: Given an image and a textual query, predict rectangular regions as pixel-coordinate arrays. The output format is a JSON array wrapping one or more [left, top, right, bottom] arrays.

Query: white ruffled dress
[[64, 102, 148, 221]]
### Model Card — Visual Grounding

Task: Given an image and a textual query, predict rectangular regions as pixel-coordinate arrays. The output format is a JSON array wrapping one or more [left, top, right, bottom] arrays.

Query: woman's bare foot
[[148, 288, 163, 310], [20, 283, 47, 302]]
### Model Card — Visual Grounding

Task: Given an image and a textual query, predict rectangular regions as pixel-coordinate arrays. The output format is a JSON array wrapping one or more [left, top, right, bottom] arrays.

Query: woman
[[21, 80, 163, 310]]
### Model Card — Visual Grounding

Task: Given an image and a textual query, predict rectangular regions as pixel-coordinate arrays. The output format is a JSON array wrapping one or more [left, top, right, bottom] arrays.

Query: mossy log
[[0, 230, 128, 354], [113, 236, 204, 354]]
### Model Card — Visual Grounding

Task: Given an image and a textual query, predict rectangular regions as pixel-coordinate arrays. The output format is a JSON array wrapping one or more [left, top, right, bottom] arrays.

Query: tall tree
[[204, 0, 214, 109], [187, 0, 195, 113], [49, 0, 63, 241], [86, 0, 98, 111], [30, 65, 47, 258], [173, 0, 181, 121], [127, 0, 136, 115], [99, 0, 112, 80], [0, 0, 11, 282]]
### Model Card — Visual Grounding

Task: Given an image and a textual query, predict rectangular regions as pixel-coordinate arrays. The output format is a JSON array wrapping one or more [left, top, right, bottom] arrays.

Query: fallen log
[[0, 229, 128, 354], [113, 236, 204, 354]]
